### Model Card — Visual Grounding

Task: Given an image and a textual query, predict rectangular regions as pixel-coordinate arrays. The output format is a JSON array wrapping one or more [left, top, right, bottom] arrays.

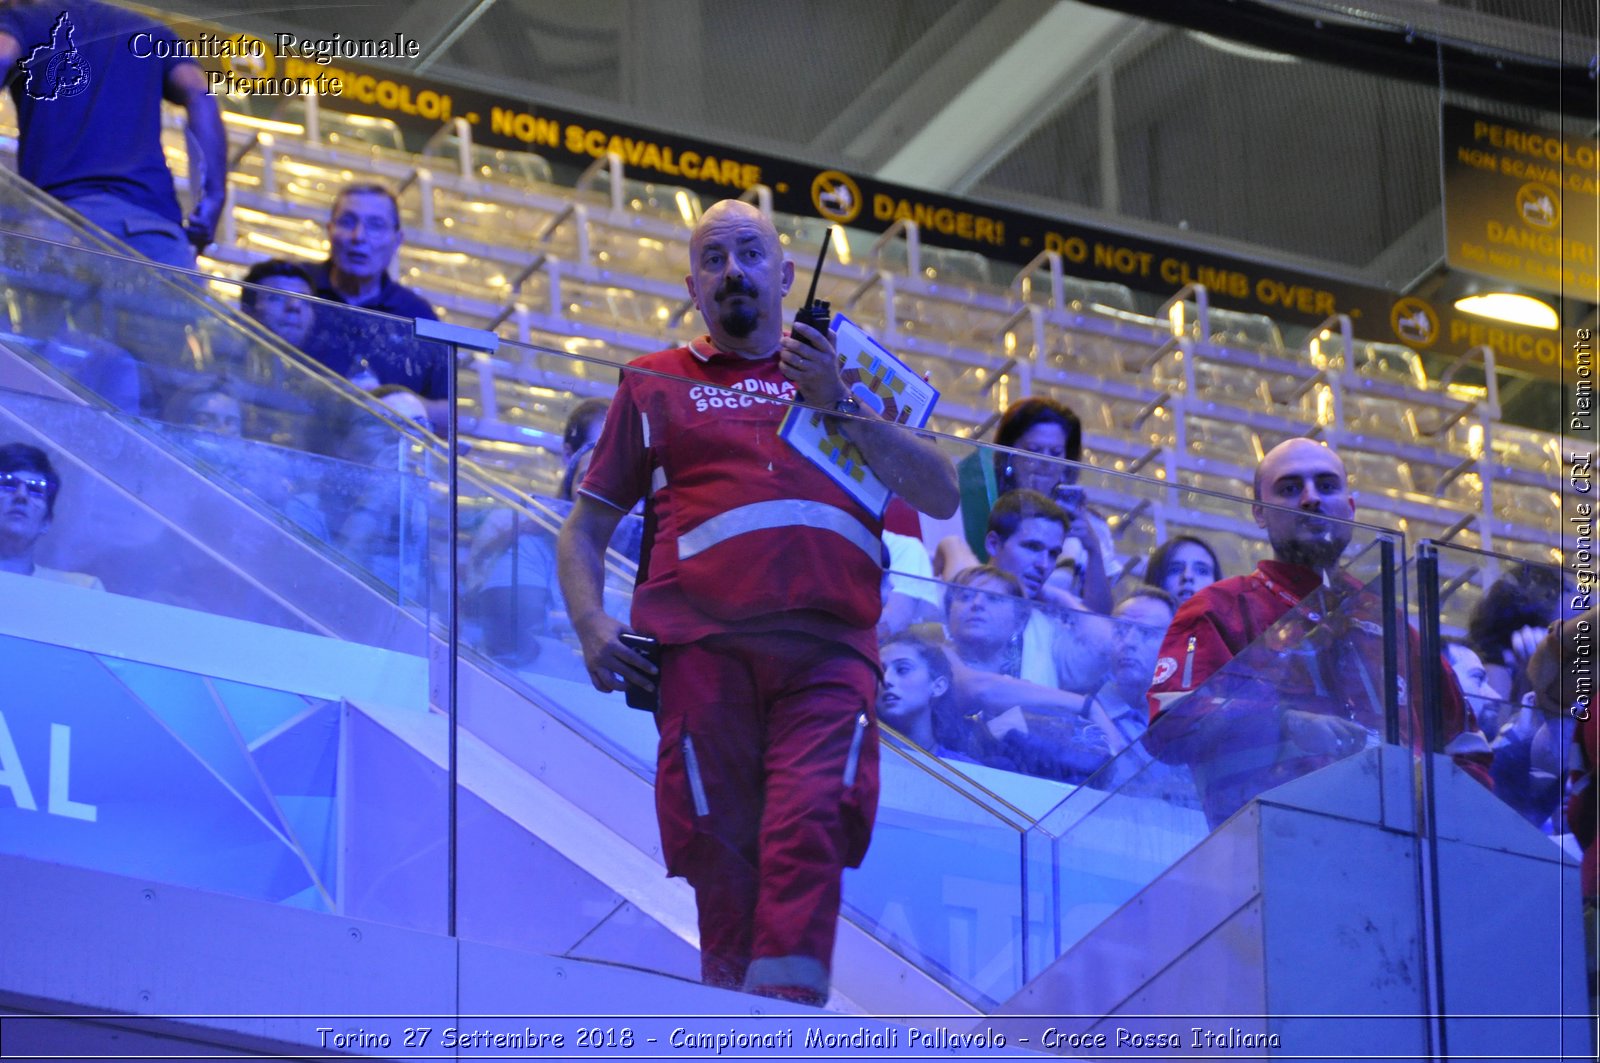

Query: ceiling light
[[1453, 292, 1559, 330], [1188, 31, 1299, 64]]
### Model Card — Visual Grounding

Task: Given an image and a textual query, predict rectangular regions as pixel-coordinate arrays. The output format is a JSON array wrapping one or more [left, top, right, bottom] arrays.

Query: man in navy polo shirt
[[0, 1, 225, 270], [303, 184, 446, 421]]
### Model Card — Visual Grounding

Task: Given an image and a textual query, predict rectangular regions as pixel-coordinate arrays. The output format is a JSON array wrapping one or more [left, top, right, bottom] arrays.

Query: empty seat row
[[15, 87, 1561, 565]]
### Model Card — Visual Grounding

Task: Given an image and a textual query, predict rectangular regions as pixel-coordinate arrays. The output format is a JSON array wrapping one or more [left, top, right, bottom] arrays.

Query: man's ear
[[684, 274, 698, 302], [1251, 502, 1266, 529], [984, 530, 1001, 559], [780, 257, 794, 295]]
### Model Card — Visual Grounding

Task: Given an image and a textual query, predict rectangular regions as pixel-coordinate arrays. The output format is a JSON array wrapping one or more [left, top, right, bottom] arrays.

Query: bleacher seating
[[0, 60, 1585, 1037], [0, 87, 1563, 572]]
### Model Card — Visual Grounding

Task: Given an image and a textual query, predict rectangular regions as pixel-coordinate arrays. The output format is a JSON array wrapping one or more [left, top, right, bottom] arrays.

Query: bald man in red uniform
[[558, 201, 957, 1005], [1146, 438, 1490, 827]]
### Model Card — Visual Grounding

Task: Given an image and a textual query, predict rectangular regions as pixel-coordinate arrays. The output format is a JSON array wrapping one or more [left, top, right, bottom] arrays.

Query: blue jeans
[[58, 192, 196, 272]]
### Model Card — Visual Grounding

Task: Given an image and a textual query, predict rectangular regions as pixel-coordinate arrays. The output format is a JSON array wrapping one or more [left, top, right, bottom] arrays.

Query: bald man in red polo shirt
[[558, 201, 957, 1005], [1146, 438, 1490, 827]]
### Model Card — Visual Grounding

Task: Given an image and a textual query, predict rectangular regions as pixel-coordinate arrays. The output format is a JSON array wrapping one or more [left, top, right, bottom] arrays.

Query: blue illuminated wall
[[0, 632, 342, 910]]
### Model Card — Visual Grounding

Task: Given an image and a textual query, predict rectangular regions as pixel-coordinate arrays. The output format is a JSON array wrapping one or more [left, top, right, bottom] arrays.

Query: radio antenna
[[800, 227, 834, 306]]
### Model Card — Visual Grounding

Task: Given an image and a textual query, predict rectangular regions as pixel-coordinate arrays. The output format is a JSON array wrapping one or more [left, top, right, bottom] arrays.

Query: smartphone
[[1053, 484, 1086, 518], [618, 631, 661, 712]]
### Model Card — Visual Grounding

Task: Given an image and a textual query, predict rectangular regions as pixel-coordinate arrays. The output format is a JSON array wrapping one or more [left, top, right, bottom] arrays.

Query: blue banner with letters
[[0, 632, 340, 910]]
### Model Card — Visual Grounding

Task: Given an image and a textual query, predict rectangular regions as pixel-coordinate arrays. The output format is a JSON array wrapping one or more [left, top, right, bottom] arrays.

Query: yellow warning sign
[[1390, 297, 1439, 349], [1515, 182, 1560, 230], [812, 170, 862, 224]]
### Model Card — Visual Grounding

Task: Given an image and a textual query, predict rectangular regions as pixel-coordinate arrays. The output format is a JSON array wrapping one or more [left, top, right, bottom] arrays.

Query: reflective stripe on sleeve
[[677, 499, 880, 565], [576, 486, 630, 514], [651, 466, 667, 495]]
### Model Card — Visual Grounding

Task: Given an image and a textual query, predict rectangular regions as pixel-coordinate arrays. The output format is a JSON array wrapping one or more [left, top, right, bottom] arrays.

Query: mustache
[[716, 277, 757, 299]]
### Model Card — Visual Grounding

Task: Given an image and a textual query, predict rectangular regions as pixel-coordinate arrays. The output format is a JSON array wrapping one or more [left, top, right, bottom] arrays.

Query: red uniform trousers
[[653, 630, 879, 1004]]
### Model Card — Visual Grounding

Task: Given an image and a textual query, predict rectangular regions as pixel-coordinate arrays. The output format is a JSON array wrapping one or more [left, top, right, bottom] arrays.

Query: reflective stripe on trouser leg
[[745, 640, 878, 999], [654, 638, 765, 990], [654, 632, 878, 999], [744, 956, 831, 1003]]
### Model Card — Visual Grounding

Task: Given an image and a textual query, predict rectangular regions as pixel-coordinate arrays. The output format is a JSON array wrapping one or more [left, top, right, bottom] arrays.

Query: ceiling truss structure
[[159, 0, 1595, 313]]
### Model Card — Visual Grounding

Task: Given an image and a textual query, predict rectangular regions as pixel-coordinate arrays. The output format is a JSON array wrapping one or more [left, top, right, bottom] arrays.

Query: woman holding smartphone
[[936, 397, 1115, 613]]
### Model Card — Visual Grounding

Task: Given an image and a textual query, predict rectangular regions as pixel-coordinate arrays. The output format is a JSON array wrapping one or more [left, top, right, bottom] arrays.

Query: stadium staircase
[[0, 89, 1585, 1059]]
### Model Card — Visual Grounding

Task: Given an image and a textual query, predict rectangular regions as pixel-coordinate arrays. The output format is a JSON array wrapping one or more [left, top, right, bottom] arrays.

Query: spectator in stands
[[471, 509, 561, 669], [0, 442, 101, 589], [162, 380, 330, 542], [1446, 630, 1555, 832], [303, 184, 445, 422], [1468, 564, 1569, 703], [240, 259, 317, 351], [878, 630, 965, 757], [937, 397, 1113, 612], [1531, 608, 1598, 1009], [984, 489, 1073, 608], [1529, 710, 1578, 832], [563, 397, 610, 464], [315, 184, 435, 325], [556, 398, 611, 502], [0, 1, 225, 269], [326, 385, 436, 591], [468, 509, 605, 674], [553, 401, 653, 555], [1146, 437, 1489, 827], [1444, 637, 1507, 740], [469, 396, 608, 637], [467, 399, 642, 669], [879, 527, 942, 637], [332, 384, 432, 468], [1076, 586, 1200, 798], [939, 564, 1102, 779], [1483, 688, 1566, 829], [976, 489, 1111, 694], [1085, 587, 1177, 762], [11, 285, 141, 413], [164, 381, 244, 438], [1438, 636, 1542, 816], [944, 564, 1030, 677], [1143, 535, 1222, 605]]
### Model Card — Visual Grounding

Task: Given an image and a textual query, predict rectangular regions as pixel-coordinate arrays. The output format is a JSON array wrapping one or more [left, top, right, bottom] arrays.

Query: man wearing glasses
[[0, 443, 101, 590], [304, 184, 445, 426]]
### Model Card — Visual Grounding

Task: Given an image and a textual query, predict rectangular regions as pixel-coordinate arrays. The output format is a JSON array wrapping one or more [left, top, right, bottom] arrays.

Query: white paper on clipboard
[[778, 314, 940, 515]]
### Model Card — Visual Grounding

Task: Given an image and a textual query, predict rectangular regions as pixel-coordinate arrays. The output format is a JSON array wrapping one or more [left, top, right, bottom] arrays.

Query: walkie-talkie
[[791, 229, 835, 339]]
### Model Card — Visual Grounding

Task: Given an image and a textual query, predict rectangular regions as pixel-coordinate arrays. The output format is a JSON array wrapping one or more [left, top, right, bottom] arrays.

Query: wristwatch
[[832, 395, 863, 417]]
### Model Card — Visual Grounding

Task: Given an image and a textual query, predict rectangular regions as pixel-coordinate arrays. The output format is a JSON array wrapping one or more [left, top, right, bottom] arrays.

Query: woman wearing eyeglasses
[[936, 565, 1110, 783]]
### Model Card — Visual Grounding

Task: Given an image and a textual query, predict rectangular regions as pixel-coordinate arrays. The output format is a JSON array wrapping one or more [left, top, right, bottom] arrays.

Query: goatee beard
[[1275, 535, 1348, 572], [719, 305, 759, 337]]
